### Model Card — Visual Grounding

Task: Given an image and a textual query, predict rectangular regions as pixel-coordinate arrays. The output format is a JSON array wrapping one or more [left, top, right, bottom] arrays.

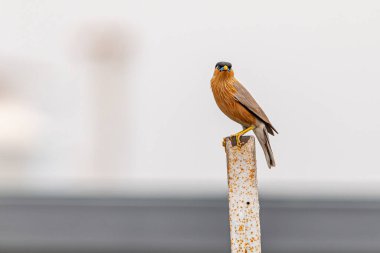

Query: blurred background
[[0, 0, 379, 252]]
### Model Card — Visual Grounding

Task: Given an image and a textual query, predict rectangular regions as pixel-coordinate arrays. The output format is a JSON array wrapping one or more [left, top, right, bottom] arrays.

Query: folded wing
[[233, 81, 278, 135]]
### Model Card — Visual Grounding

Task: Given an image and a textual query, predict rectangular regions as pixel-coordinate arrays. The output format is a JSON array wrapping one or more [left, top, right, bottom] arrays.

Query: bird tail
[[254, 126, 276, 168]]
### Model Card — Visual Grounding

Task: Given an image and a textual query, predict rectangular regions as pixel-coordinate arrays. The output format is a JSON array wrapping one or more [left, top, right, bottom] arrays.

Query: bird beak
[[223, 65, 228, 71]]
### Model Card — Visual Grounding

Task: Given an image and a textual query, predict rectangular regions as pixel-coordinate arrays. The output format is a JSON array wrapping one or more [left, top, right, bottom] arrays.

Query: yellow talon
[[230, 126, 255, 148]]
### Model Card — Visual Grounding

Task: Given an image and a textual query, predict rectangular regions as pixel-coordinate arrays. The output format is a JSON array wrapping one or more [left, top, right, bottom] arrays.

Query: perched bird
[[211, 61, 278, 168]]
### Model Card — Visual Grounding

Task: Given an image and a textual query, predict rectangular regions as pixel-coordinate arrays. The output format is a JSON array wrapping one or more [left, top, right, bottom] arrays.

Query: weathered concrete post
[[224, 136, 261, 253]]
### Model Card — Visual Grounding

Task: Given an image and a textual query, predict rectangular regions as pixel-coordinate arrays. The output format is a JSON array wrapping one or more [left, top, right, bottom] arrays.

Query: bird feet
[[223, 126, 255, 148], [222, 126, 255, 148]]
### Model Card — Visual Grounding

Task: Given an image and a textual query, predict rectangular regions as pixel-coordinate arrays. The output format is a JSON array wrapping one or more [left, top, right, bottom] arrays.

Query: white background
[[0, 0, 379, 198]]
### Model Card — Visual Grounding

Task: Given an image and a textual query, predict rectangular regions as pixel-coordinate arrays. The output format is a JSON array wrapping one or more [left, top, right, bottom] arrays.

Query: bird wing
[[233, 81, 278, 135]]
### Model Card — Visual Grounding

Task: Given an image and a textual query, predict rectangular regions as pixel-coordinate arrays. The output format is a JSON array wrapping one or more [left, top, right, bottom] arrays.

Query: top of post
[[223, 136, 255, 148]]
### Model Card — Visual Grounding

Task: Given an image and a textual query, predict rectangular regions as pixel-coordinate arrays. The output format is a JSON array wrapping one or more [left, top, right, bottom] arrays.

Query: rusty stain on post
[[224, 136, 261, 253]]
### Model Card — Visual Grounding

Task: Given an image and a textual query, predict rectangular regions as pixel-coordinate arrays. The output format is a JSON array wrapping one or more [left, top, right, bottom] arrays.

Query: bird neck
[[211, 72, 237, 95], [211, 68, 235, 81], [211, 69, 236, 86]]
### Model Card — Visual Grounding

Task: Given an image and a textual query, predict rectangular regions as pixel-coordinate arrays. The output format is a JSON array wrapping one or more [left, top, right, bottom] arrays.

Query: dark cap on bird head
[[215, 61, 232, 71]]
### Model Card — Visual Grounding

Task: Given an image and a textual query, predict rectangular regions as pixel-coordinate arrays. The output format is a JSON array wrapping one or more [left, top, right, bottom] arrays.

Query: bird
[[210, 61, 277, 168]]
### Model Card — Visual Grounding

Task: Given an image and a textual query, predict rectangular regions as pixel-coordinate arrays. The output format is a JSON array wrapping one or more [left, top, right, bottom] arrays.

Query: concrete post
[[224, 136, 261, 253]]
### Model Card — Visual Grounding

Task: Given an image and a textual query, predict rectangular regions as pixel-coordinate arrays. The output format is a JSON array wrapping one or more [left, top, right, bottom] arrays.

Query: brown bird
[[211, 61, 277, 168]]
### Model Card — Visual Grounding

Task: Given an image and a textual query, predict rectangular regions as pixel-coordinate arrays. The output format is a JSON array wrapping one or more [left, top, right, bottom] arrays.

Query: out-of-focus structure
[[0, 72, 45, 188], [79, 24, 131, 184]]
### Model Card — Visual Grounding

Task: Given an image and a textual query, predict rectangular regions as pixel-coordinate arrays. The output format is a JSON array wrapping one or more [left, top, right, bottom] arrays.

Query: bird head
[[214, 61, 234, 78]]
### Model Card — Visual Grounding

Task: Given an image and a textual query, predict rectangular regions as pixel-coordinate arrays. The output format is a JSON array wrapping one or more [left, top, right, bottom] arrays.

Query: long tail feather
[[254, 126, 276, 168]]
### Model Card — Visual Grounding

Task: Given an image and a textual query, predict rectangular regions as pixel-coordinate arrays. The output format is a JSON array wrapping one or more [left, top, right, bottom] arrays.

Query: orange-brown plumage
[[211, 69, 258, 127], [211, 62, 277, 168]]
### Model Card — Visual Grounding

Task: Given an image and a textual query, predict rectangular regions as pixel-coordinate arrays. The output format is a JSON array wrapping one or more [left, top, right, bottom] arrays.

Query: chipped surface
[[225, 136, 261, 253]]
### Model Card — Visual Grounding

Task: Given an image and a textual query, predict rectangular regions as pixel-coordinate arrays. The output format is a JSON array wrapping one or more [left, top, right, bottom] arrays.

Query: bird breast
[[211, 78, 257, 127]]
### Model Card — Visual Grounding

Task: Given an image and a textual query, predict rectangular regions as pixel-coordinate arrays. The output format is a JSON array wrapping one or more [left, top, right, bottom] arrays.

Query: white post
[[224, 136, 261, 253]]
